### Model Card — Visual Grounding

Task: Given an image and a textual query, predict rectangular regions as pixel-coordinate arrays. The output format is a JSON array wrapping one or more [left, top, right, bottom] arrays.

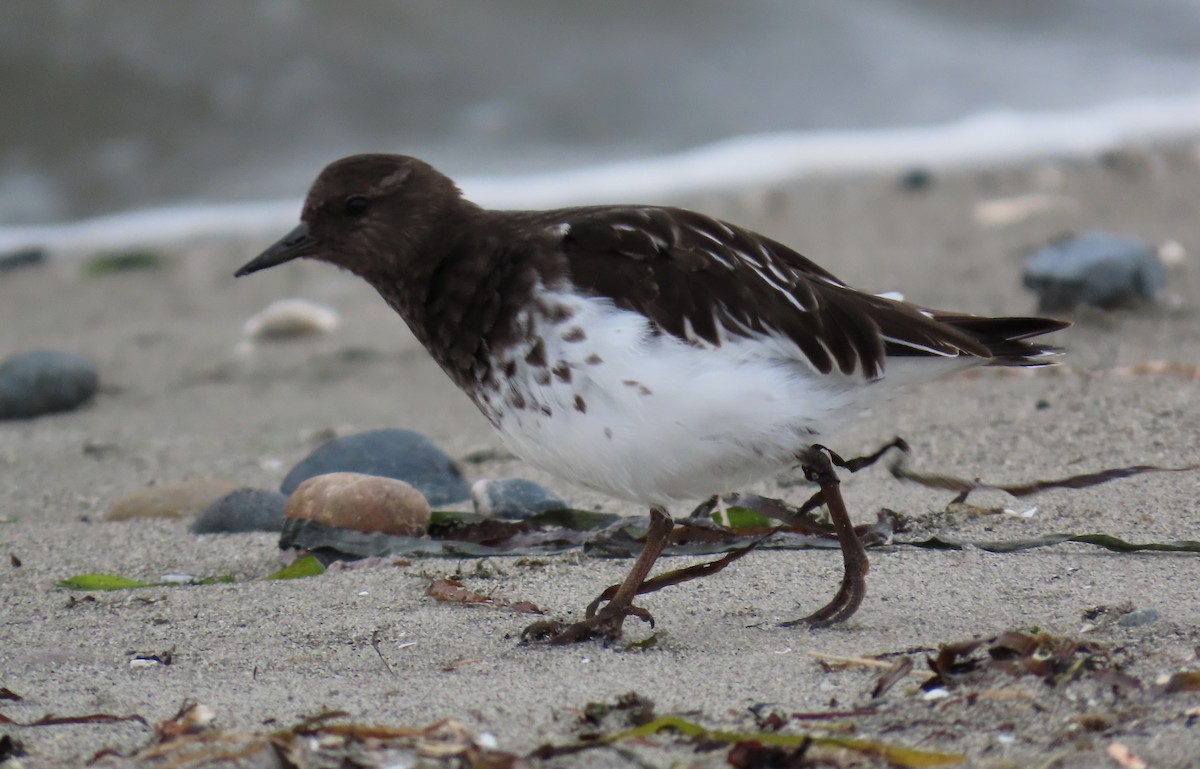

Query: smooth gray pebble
[[191, 488, 287, 534], [0, 349, 99, 419], [1023, 231, 1166, 311], [280, 428, 470, 506], [472, 477, 568, 519]]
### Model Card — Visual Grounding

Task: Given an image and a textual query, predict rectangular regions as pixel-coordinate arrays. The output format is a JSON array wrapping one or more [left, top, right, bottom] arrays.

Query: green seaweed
[[595, 714, 966, 767], [83, 250, 165, 275], [265, 554, 326, 580], [56, 573, 151, 591], [56, 572, 236, 590], [716, 505, 773, 529]]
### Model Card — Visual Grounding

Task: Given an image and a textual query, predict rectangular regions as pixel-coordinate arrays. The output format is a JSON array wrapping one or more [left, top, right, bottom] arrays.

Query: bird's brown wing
[[528, 205, 1003, 378]]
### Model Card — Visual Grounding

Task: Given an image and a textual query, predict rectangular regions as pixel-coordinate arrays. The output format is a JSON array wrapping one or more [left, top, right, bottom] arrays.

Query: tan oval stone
[[106, 478, 239, 521], [243, 298, 340, 340], [283, 472, 430, 536]]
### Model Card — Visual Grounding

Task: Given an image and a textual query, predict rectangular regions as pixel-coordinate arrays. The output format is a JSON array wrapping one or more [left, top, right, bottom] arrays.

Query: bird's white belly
[[480, 292, 877, 507]]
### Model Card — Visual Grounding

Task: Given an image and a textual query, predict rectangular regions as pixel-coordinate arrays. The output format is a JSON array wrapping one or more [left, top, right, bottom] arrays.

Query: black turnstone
[[236, 154, 1068, 643]]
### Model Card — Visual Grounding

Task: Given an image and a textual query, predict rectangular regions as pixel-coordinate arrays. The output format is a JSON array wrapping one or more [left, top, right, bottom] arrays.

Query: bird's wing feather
[[527, 205, 991, 378]]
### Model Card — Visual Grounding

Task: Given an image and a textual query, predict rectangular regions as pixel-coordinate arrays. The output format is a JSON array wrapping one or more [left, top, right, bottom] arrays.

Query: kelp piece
[[905, 534, 1200, 554], [923, 630, 1116, 690], [425, 578, 543, 614], [56, 573, 235, 591], [589, 714, 965, 767], [890, 454, 1200, 502], [264, 554, 326, 580]]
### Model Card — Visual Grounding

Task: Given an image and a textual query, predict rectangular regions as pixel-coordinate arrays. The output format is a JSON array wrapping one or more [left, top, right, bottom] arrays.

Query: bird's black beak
[[235, 222, 319, 277]]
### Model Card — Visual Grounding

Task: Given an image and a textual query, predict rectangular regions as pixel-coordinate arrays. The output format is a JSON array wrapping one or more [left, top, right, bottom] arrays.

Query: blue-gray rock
[[0, 247, 45, 271], [280, 429, 470, 506], [0, 350, 99, 419], [898, 168, 933, 192], [472, 478, 568, 519], [1023, 231, 1167, 311], [1118, 607, 1160, 628], [191, 488, 287, 534]]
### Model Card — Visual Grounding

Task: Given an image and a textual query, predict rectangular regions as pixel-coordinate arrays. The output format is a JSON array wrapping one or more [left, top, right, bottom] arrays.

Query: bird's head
[[235, 153, 464, 282]]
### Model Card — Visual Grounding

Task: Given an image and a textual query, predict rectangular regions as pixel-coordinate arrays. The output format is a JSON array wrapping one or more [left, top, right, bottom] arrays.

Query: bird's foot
[[779, 445, 871, 628], [523, 505, 671, 645], [778, 555, 869, 628], [521, 602, 655, 645]]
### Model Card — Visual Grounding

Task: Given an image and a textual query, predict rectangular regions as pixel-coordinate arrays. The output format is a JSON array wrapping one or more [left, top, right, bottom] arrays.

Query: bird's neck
[[373, 208, 544, 394]]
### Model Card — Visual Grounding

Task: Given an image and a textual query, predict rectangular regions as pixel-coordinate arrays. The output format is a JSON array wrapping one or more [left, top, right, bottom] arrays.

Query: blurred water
[[2, 0, 1199, 224]]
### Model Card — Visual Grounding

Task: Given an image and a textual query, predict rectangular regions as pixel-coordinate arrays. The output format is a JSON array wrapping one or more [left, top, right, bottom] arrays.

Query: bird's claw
[[520, 602, 655, 645]]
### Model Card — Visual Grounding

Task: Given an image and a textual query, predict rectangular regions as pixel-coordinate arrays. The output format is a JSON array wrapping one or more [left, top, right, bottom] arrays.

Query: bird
[[236, 153, 1067, 643]]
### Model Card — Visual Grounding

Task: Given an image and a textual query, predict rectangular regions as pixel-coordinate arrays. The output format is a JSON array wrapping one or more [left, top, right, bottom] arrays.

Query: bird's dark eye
[[343, 195, 370, 217]]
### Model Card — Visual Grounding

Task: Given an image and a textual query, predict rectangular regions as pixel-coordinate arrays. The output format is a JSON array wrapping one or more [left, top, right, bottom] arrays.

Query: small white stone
[[381, 754, 417, 769], [243, 298, 340, 339], [973, 193, 1072, 227], [1158, 239, 1186, 266], [187, 703, 216, 727]]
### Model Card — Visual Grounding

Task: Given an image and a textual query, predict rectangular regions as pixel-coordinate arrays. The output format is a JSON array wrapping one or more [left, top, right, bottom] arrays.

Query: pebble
[[1158, 239, 1186, 267], [283, 472, 430, 536], [281, 428, 470, 505], [0, 350, 99, 419], [897, 168, 933, 192], [106, 478, 239, 521], [0, 246, 46, 271], [472, 478, 568, 519], [1023, 231, 1166, 312], [243, 298, 340, 340], [1118, 607, 1160, 628], [973, 193, 1071, 227], [190, 488, 287, 534]]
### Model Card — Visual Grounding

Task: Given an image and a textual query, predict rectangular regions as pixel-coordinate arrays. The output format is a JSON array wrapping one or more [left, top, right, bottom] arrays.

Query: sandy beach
[[2, 142, 1200, 768]]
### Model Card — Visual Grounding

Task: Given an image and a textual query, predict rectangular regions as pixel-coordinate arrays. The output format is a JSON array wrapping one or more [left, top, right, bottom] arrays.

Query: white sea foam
[[4, 91, 1200, 255]]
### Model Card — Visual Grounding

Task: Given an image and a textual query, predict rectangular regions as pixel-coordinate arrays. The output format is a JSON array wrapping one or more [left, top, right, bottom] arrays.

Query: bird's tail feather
[[933, 314, 1069, 367]]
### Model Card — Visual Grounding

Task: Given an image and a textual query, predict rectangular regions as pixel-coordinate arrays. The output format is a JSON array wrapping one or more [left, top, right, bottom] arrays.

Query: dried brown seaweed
[[890, 453, 1200, 503]]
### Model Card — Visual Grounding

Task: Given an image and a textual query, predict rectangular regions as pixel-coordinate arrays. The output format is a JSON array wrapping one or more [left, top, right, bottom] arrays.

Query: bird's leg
[[686, 495, 720, 520], [772, 436, 908, 539], [522, 505, 673, 645], [780, 446, 868, 628]]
